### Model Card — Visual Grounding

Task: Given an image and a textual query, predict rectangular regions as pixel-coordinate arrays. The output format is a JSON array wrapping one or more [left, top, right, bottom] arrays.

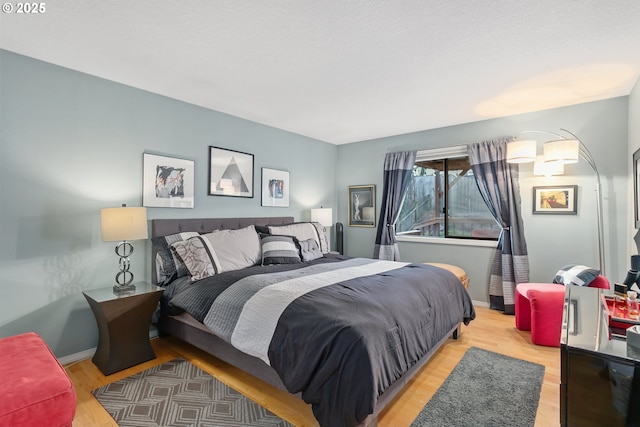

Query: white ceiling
[[2, 1, 640, 144]]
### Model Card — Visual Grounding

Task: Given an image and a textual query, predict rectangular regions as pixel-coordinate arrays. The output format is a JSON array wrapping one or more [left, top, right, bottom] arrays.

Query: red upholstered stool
[[515, 276, 610, 347], [0, 332, 76, 427], [515, 283, 567, 347], [528, 288, 567, 347]]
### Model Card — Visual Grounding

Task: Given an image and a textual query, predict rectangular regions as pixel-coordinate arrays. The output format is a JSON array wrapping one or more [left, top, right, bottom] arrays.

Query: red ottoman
[[528, 288, 567, 347], [515, 283, 567, 347], [0, 332, 76, 427], [516, 276, 610, 347]]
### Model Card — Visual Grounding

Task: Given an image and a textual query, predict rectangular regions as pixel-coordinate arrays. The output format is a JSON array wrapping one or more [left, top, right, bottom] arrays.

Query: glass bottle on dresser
[[615, 283, 628, 314], [628, 291, 640, 319]]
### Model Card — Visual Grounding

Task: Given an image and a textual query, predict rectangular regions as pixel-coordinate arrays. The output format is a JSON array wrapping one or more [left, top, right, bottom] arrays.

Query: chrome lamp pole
[[560, 129, 605, 277]]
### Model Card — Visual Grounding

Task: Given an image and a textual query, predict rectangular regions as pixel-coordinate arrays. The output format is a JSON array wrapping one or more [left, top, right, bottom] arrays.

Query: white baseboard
[[472, 299, 490, 308], [59, 347, 95, 366]]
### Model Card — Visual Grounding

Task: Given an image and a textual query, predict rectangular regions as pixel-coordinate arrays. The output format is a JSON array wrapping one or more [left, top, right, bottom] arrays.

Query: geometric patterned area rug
[[92, 358, 294, 427], [410, 347, 545, 427]]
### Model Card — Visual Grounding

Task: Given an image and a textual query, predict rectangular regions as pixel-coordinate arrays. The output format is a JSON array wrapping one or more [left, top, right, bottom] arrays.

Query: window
[[396, 146, 501, 240]]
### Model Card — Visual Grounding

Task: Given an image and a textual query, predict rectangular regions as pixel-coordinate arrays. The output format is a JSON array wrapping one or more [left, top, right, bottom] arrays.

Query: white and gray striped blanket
[[203, 258, 408, 365], [165, 256, 475, 427]]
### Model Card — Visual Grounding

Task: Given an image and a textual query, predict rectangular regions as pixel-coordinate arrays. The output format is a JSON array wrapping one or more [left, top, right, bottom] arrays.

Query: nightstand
[[83, 283, 164, 375]]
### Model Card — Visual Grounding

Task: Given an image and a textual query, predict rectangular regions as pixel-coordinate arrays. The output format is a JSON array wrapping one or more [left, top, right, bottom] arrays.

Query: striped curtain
[[467, 138, 529, 314], [373, 150, 417, 261]]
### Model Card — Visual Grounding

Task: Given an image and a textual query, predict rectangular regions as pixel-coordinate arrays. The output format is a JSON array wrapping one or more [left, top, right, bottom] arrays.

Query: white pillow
[[172, 225, 261, 280]]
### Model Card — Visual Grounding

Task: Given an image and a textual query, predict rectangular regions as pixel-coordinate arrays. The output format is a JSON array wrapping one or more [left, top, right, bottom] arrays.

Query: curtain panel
[[373, 150, 417, 261], [468, 138, 529, 314]]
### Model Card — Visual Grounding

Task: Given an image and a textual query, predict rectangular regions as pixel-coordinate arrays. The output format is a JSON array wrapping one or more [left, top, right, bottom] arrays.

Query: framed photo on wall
[[348, 184, 376, 227], [261, 168, 290, 207], [142, 152, 195, 208], [532, 185, 578, 215], [208, 146, 254, 197]]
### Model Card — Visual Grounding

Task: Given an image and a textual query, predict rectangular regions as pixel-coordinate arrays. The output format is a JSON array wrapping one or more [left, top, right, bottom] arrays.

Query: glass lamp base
[[113, 283, 136, 295]]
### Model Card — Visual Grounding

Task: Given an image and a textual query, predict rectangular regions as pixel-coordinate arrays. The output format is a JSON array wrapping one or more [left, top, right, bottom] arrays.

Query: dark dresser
[[561, 285, 640, 426]]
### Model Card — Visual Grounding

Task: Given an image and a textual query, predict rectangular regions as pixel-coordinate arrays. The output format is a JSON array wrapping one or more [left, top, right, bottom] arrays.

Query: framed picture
[[261, 168, 290, 207], [142, 153, 194, 208], [532, 185, 578, 215], [348, 185, 376, 227], [208, 146, 254, 197], [634, 148, 640, 228]]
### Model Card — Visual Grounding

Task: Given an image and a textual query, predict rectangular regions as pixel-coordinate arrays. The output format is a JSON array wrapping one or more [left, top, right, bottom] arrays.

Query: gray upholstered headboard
[[150, 216, 295, 284]]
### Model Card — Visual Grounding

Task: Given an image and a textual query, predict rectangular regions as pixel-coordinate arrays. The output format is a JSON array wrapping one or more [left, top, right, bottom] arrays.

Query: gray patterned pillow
[[299, 238, 323, 262], [268, 222, 329, 254], [261, 235, 302, 265], [152, 232, 199, 285], [172, 237, 219, 281], [310, 222, 330, 254]]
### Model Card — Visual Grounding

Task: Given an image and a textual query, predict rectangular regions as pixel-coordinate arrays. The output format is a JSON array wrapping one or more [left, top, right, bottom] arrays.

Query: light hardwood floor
[[65, 306, 560, 427]]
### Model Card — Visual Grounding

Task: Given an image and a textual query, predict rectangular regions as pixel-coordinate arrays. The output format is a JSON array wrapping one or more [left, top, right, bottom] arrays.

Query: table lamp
[[100, 204, 148, 294]]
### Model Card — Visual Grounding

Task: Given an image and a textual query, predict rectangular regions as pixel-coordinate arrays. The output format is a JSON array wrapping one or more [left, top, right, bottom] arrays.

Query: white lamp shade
[[533, 155, 564, 176], [311, 208, 333, 227], [506, 139, 537, 164], [100, 206, 148, 242], [543, 139, 579, 165]]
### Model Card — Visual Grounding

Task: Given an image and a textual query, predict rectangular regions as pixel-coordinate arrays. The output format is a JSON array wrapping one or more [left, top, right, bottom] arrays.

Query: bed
[[152, 216, 475, 427]]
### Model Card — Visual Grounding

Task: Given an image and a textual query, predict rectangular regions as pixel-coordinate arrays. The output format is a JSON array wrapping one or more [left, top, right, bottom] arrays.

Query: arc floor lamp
[[506, 129, 605, 276]]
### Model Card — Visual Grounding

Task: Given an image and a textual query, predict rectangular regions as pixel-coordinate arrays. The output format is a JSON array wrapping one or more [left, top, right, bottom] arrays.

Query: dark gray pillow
[[552, 264, 600, 286], [254, 225, 270, 235], [299, 238, 323, 262], [261, 235, 301, 265]]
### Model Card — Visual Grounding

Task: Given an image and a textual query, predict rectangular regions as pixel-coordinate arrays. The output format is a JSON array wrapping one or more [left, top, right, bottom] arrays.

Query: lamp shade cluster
[[506, 138, 580, 168], [506, 137, 583, 177]]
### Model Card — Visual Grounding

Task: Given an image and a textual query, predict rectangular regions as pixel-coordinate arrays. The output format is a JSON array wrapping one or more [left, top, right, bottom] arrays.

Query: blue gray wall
[[336, 97, 632, 302], [1, 47, 637, 358], [0, 50, 337, 357]]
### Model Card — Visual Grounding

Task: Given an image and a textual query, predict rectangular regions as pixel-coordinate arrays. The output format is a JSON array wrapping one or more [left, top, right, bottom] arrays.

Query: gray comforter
[[165, 256, 475, 427]]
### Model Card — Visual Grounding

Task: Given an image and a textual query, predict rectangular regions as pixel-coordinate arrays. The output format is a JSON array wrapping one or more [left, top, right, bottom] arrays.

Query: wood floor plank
[[65, 306, 560, 426]]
